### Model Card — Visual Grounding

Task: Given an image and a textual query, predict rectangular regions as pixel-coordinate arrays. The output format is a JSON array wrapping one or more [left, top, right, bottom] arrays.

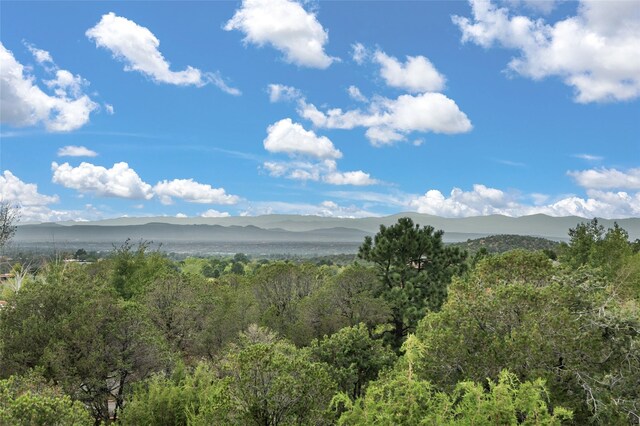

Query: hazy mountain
[[13, 214, 639, 255], [34, 213, 640, 240]]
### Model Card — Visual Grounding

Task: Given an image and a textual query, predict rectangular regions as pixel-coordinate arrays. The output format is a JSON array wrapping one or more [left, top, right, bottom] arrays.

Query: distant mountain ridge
[[23, 213, 640, 241], [15, 223, 373, 244]]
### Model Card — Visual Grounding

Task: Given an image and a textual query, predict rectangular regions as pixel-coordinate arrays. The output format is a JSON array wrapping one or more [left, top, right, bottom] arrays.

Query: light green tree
[[0, 370, 92, 426]]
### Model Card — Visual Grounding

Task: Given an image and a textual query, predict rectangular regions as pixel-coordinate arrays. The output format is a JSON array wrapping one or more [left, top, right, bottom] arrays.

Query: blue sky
[[1, 0, 639, 222]]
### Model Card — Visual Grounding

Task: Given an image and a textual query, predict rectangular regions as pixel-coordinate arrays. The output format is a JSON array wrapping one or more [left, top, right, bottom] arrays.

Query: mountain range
[[16, 213, 640, 246]]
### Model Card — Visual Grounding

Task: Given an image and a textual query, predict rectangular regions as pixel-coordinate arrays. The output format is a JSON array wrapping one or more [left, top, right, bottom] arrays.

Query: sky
[[1, 0, 639, 222]]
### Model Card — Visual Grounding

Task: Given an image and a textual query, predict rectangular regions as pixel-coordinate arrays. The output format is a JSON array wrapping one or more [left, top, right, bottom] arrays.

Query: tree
[[0, 201, 18, 249], [251, 262, 328, 341], [335, 366, 573, 426], [119, 363, 216, 426], [327, 264, 390, 329], [414, 268, 640, 424], [358, 217, 467, 349], [107, 239, 175, 299], [295, 265, 391, 344], [310, 323, 396, 400], [561, 219, 632, 277], [472, 249, 554, 287], [189, 325, 337, 425], [0, 261, 170, 423], [0, 370, 92, 426]]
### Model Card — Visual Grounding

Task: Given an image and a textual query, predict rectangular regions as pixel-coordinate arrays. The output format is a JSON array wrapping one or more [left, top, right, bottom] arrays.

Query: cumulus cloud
[[373, 50, 446, 92], [57, 145, 98, 157], [0, 42, 98, 131], [263, 158, 378, 186], [51, 161, 154, 199], [262, 120, 379, 186], [242, 200, 377, 218], [268, 83, 303, 103], [264, 118, 342, 159], [408, 183, 640, 218], [453, 0, 640, 102], [224, 0, 335, 68], [299, 92, 472, 146], [568, 167, 640, 190], [324, 170, 378, 186], [201, 209, 231, 218], [0, 171, 101, 223], [87, 12, 240, 94], [153, 178, 239, 205], [0, 170, 59, 206]]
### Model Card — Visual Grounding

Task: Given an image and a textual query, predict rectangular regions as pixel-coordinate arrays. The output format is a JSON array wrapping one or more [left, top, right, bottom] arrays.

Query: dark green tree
[[358, 217, 467, 349], [310, 323, 396, 399], [472, 249, 554, 286], [0, 261, 170, 423]]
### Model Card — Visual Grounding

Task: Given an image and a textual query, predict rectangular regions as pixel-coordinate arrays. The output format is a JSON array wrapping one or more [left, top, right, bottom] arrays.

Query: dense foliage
[[451, 234, 560, 255], [0, 217, 637, 424]]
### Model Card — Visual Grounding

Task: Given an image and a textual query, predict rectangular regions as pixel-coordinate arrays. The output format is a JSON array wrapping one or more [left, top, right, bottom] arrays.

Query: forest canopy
[[0, 218, 638, 425]]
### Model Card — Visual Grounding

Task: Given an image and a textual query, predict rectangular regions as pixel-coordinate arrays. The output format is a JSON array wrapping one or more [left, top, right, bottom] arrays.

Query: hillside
[[450, 234, 560, 254]]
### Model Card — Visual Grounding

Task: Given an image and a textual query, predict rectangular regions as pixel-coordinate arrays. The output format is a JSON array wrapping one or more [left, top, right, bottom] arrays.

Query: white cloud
[[241, 200, 377, 218], [541, 191, 640, 218], [0, 171, 102, 223], [51, 161, 154, 199], [408, 183, 640, 218], [264, 118, 342, 159], [104, 103, 115, 115], [176, 213, 187, 218], [410, 184, 519, 217], [351, 42, 368, 64], [453, 0, 640, 102], [207, 72, 242, 96], [300, 92, 472, 146], [263, 161, 290, 178], [568, 167, 640, 190], [57, 145, 98, 157], [13, 205, 105, 224], [87, 12, 240, 94], [267, 84, 302, 102], [224, 0, 335, 68], [263, 158, 378, 186], [153, 178, 239, 205], [0, 170, 59, 206], [573, 153, 603, 162], [324, 170, 378, 186], [373, 50, 446, 92], [0, 42, 98, 132], [201, 209, 231, 218], [263, 159, 325, 182], [26, 43, 53, 65], [347, 85, 367, 102]]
